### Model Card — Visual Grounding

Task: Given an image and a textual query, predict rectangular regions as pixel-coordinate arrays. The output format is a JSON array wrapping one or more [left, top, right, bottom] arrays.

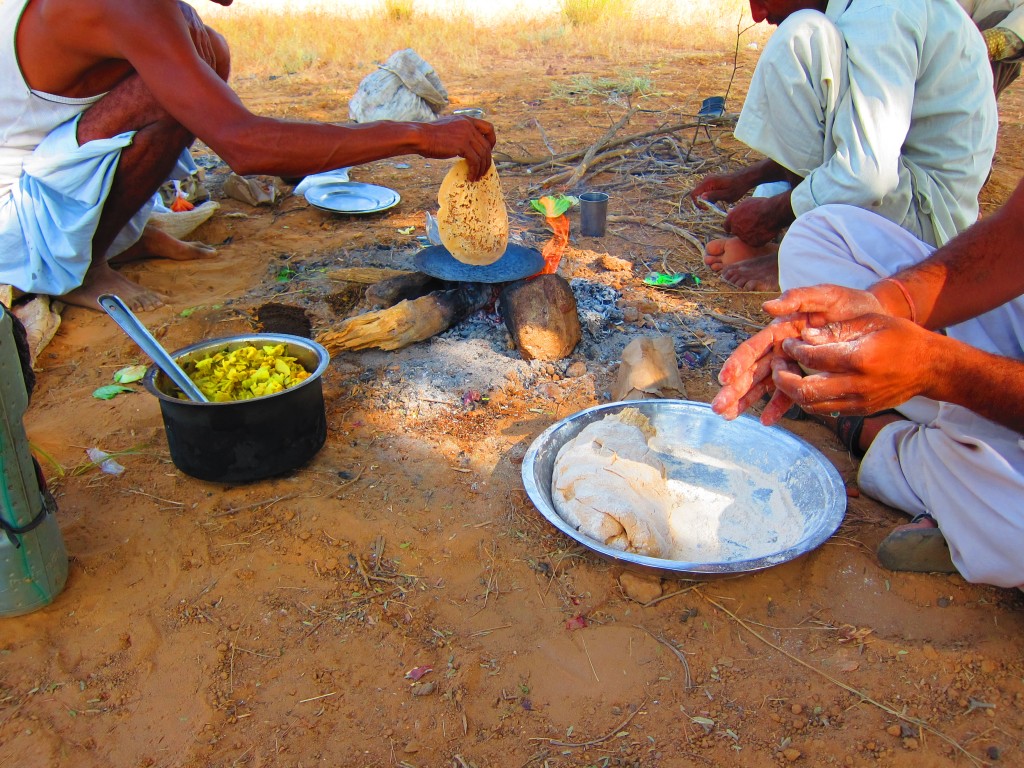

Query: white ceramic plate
[[304, 181, 400, 215]]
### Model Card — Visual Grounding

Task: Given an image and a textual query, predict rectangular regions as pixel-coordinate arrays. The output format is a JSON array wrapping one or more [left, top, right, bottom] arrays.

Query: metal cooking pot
[[143, 334, 330, 484]]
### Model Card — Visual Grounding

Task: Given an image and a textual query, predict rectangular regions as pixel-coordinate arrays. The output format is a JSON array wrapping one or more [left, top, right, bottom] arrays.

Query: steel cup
[[579, 191, 609, 237]]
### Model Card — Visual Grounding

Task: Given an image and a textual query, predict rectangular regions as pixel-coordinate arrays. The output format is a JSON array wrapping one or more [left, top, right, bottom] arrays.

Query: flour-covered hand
[[773, 314, 930, 415]]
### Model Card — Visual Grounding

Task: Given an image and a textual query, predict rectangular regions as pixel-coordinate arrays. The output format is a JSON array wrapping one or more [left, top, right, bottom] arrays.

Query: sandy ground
[[3, 43, 1024, 768]]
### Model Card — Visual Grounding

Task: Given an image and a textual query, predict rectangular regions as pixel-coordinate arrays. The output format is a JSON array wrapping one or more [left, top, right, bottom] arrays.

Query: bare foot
[[703, 237, 775, 272], [718, 253, 782, 292], [113, 223, 217, 264], [60, 262, 165, 312]]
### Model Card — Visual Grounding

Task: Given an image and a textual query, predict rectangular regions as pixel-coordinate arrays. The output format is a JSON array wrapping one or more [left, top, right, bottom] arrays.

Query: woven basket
[[148, 200, 220, 240]]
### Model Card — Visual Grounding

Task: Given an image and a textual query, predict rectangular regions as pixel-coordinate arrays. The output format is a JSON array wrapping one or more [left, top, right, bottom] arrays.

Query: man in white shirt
[[691, 0, 997, 293]]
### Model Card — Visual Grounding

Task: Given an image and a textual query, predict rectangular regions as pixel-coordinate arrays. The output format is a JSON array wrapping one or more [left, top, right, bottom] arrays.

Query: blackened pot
[[143, 334, 330, 484]]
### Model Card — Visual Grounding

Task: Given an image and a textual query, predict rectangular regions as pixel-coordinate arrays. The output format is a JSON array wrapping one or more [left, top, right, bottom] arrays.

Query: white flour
[[552, 417, 807, 564], [662, 475, 804, 563], [654, 439, 805, 563]]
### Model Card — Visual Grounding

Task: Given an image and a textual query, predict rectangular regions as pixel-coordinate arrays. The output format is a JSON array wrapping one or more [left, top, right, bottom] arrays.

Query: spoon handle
[[98, 294, 209, 403]]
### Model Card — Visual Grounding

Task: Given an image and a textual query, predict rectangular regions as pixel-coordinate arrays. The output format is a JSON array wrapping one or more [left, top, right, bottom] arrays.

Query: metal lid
[[413, 244, 545, 283]]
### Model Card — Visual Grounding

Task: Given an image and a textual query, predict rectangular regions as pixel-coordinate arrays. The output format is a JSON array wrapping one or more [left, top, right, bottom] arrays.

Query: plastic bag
[[349, 49, 448, 123]]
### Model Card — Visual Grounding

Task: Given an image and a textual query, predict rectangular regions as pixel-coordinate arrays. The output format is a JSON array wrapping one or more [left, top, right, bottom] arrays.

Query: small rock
[[922, 644, 939, 661], [599, 253, 633, 272], [565, 361, 588, 378], [886, 725, 902, 737], [507, 443, 529, 465], [411, 681, 436, 697], [618, 572, 663, 603], [783, 748, 801, 762], [403, 742, 421, 754], [791, 704, 803, 715], [903, 737, 919, 750], [622, 306, 641, 323], [537, 381, 562, 400]]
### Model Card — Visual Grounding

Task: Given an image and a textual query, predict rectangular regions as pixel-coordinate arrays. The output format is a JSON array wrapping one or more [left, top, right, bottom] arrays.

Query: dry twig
[[529, 701, 645, 748], [698, 590, 984, 766]]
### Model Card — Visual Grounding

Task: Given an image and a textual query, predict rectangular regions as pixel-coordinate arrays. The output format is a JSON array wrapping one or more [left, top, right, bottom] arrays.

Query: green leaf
[[112, 365, 148, 384], [92, 385, 135, 401], [529, 194, 578, 217]]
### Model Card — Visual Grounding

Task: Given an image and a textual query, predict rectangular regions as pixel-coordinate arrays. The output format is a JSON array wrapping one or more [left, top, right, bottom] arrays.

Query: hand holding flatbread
[[437, 159, 509, 265]]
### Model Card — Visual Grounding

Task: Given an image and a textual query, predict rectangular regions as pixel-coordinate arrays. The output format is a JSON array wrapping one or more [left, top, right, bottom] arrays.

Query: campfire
[[317, 196, 579, 362]]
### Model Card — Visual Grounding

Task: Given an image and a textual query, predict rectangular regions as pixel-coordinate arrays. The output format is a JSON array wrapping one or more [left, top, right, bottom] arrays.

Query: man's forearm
[[868, 179, 1024, 328], [927, 334, 1024, 434], [214, 118, 424, 178], [739, 158, 792, 189]]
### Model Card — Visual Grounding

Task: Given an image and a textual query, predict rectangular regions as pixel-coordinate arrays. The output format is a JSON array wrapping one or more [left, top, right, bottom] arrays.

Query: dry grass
[[201, 1, 765, 81]]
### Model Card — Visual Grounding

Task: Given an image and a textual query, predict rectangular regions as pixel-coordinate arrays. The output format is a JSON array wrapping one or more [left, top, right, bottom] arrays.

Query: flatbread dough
[[551, 409, 673, 557], [437, 159, 509, 265]]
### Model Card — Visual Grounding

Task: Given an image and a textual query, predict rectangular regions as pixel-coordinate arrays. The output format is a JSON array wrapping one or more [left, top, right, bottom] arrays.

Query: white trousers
[[780, 205, 1024, 588]]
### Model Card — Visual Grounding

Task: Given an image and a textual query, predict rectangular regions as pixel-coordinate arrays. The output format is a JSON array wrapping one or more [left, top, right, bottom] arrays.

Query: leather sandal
[[835, 408, 902, 459], [876, 513, 956, 574]]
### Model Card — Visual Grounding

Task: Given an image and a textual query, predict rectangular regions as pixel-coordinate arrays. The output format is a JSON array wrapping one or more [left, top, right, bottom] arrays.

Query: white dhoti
[[0, 115, 152, 297], [780, 205, 1024, 588]]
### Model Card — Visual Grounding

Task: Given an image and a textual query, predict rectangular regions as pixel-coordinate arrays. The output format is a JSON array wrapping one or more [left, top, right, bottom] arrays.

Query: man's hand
[[722, 193, 794, 247], [178, 1, 218, 67], [761, 283, 885, 326], [711, 283, 889, 424], [689, 171, 751, 205], [773, 315, 931, 415], [415, 116, 496, 181], [712, 316, 808, 423]]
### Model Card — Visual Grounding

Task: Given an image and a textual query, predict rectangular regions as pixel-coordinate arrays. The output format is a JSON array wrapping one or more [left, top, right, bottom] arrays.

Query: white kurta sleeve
[[790, 5, 920, 218]]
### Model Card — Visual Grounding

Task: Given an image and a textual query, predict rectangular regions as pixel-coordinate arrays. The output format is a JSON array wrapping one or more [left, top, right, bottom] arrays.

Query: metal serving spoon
[[98, 294, 209, 403]]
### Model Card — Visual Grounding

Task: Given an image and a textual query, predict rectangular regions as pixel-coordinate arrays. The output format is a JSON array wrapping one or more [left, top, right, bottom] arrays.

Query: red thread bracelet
[[878, 277, 918, 324]]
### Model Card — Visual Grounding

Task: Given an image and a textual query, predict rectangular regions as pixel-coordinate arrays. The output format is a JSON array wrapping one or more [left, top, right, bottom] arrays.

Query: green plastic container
[[0, 311, 67, 617]]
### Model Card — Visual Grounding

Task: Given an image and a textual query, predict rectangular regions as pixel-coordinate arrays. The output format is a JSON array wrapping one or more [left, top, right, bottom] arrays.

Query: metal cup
[[579, 191, 609, 237]]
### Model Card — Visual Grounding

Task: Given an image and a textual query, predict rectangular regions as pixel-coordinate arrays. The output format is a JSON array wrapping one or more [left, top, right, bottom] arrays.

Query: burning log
[[317, 282, 490, 354], [499, 274, 581, 361], [364, 272, 444, 309]]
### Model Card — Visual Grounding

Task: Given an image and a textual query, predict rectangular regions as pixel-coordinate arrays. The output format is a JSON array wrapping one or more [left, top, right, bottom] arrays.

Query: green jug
[[0, 310, 67, 617]]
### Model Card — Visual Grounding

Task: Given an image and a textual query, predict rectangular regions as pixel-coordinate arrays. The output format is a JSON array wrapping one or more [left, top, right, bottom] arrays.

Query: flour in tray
[[652, 439, 806, 563]]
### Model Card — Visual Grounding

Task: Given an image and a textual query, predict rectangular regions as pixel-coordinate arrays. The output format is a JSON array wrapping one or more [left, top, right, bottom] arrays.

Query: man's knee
[[208, 26, 231, 82]]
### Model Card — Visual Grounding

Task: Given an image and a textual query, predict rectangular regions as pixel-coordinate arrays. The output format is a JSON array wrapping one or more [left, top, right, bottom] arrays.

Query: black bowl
[[143, 334, 330, 484]]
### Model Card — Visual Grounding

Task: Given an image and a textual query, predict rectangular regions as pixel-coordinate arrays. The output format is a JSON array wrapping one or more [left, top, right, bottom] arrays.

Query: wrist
[[739, 159, 773, 188], [870, 277, 917, 323], [772, 190, 796, 227]]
